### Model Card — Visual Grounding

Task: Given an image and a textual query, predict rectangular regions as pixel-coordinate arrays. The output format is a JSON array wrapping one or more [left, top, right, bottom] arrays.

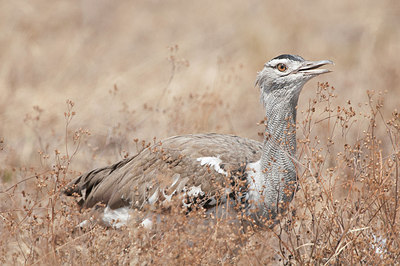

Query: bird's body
[[67, 133, 262, 210], [64, 54, 332, 227]]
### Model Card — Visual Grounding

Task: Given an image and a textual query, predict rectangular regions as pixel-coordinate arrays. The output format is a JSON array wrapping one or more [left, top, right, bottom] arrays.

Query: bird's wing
[[64, 133, 262, 210]]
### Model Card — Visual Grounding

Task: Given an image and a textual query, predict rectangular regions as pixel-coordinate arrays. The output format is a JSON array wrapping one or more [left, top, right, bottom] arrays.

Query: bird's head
[[256, 54, 333, 102]]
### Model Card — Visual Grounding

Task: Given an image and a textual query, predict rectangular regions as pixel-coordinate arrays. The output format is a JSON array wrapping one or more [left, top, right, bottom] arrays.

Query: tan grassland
[[0, 0, 399, 264]]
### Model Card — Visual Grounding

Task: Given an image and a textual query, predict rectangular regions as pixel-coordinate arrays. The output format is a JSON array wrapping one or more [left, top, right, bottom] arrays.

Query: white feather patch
[[186, 185, 204, 197], [170, 174, 180, 187], [140, 218, 153, 229], [161, 174, 180, 202], [148, 189, 159, 205], [197, 156, 228, 176], [102, 206, 131, 228], [372, 233, 388, 256], [78, 219, 89, 228], [181, 185, 205, 208], [246, 159, 263, 202]]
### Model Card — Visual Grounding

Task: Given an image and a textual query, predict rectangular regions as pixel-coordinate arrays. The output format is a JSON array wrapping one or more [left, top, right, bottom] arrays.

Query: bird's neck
[[262, 96, 298, 163], [247, 93, 299, 221]]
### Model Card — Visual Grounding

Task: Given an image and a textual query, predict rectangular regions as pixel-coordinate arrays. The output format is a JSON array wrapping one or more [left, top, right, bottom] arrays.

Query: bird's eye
[[276, 63, 287, 72]]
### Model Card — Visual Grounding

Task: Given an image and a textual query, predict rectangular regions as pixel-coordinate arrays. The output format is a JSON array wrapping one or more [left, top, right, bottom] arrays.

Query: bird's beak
[[298, 59, 333, 76]]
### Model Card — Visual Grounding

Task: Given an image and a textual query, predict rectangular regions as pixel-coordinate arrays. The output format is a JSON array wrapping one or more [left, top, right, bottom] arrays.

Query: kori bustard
[[64, 54, 333, 227]]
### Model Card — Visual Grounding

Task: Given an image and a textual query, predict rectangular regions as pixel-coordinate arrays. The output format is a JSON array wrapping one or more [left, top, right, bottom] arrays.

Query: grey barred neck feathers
[[64, 54, 333, 228]]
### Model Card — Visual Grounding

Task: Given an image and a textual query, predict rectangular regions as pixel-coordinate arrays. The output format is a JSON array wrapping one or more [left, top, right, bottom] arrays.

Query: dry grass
[[1, 0, 400, 265]]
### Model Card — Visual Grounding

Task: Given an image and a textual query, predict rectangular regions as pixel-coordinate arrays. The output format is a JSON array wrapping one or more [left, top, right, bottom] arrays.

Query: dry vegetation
[[1, 0, 400, 265]]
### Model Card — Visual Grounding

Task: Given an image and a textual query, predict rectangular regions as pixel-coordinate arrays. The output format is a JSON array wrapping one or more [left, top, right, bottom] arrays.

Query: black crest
[[273, 54, 304, 62]]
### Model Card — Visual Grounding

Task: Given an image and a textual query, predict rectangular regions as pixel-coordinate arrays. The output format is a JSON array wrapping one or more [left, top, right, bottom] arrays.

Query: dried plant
[[1, 79, 399, 265]]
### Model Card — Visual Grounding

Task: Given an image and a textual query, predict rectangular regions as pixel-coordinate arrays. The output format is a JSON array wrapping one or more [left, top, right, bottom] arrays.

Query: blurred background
[[0, 0, 399, 169]]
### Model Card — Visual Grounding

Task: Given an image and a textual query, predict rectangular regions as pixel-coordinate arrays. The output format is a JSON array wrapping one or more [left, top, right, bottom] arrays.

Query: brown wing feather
[[64, 133, 262, 210]]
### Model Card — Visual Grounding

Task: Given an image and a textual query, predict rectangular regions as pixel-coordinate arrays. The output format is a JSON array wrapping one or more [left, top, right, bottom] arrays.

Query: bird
[[64, 54, 333, 228]]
